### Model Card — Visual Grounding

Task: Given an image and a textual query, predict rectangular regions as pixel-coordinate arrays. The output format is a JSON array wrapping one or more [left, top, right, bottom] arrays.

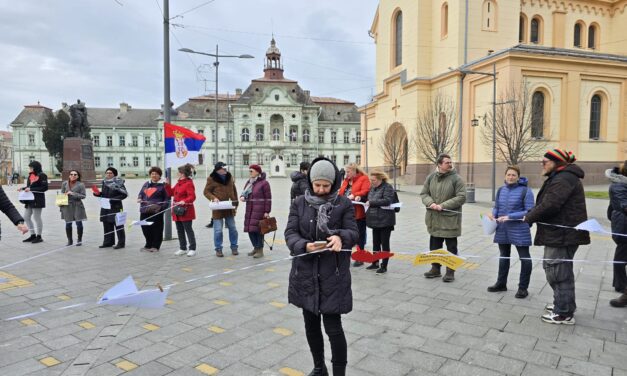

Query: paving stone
[[438, 359, 502, 376], [521, 363, 576, 376], [557, 356, 612, 376], [461, 349, 526, 375], [500, 344, 561, 368], [419, 339, 468, 360], [390, 348, 447, 372], [352, 354, 413, 376]]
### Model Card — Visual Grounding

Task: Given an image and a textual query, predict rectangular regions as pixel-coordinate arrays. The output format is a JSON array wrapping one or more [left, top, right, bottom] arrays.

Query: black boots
[[31, 235, 43, 244], [23, 234, 36, 242], [308, 353, 328, 376], [610, 289, 627, 307], [66, 227, 73, 246], [76, 226, 83, 246], [442, 267, 455, 282], [424, 265, 442, 278]]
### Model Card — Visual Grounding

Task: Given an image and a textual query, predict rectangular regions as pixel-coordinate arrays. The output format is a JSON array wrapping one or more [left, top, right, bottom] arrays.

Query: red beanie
[[249, 164, 262, 174]]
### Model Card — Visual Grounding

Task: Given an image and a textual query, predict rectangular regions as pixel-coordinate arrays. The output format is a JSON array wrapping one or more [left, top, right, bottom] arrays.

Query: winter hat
[[105, 167, 119, 176], [214, 161, 227, 172], [249, 164, 262, 174], [309, 159, 336, 184], [544, 149, 576, 164]]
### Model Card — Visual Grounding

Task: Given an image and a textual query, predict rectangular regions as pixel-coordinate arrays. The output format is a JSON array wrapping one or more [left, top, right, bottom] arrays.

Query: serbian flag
[[164, 122, 206, 169]]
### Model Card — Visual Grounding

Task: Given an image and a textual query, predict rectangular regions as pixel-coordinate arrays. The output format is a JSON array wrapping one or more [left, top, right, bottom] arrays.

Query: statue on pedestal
[[68, 100, 89, 139]]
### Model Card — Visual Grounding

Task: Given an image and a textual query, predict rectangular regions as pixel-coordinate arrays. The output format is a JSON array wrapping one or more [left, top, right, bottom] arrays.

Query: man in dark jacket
[[285, 157, 358, 376], [290, 161, 310, 201], [525, 149, 590, 325], [0, 186, 28, 239]]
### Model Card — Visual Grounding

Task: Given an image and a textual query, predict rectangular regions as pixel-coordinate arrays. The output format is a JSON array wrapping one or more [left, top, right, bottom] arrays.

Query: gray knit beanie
[[309, 159, 336, 184]]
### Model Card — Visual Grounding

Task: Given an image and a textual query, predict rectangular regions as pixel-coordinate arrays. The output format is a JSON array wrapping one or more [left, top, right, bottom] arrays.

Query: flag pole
[[162, 0, 172, 240]]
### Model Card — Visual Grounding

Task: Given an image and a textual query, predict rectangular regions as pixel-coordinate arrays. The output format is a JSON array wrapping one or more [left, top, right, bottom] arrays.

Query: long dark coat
[[285, 157, 359, 315], [606, 168, 627, 244], [94, 178, 128, 223], [203, 172, 238, 219], [242, 173, 272, 233], [366, 181, 396, 229], [525, 164, 590, 247]]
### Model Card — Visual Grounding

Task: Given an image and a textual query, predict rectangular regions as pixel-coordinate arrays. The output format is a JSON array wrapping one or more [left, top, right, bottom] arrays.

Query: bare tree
[[481, 82, 547, 165], [378, 123, 408, 190], [412, 93, 459, 164]]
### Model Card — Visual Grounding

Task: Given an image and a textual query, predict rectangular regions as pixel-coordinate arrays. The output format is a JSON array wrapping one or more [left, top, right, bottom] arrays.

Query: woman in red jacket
[[339, 163, 371, 267], [166, 164, 197, 257]]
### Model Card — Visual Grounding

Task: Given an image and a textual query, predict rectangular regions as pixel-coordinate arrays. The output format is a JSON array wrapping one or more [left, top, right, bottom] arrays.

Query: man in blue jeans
[[203, 162, 239, 257]]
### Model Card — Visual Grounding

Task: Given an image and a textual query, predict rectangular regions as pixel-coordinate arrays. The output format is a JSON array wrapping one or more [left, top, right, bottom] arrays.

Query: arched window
[[589, 94, 601, 139], [530, 17, 541, 44], [241, 128, 250, 142], [482, 1, 497, 31], [574, 23, 582, 47], [272, 128, 281, 141], [393, 10, 402, 66], [441, 3, 448, 38], [588, 24, 598, 49], [519, 13, 527, 43], [303, 129, 310, 143], [255, 125, 264, 141], [531, 91, 545, 138]]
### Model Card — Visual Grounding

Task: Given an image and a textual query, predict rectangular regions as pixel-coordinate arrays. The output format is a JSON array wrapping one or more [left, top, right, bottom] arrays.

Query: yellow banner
[[55, 194, 68, 206], [413, 249, 466, 270]]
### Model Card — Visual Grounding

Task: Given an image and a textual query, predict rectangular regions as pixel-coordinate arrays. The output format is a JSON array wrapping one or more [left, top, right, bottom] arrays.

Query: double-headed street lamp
[[362, 127, 380, 172], [179, 46, 253, 164]]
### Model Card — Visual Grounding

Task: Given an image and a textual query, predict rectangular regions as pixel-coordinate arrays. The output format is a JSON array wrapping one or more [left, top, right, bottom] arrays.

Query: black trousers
[[372, 227, 393, 267], [140, 212, 164, 250], [429, 236, 458, 268], [103, 221, 125, 246], [303, 309, 347, 375], [175, 221, 196, 251], [613, 243, 627, 292], [496, 244, 532, 289]]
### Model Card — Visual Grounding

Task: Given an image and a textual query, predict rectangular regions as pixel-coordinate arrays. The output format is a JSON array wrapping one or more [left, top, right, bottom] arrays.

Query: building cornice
[[521, 0, 627, 17]]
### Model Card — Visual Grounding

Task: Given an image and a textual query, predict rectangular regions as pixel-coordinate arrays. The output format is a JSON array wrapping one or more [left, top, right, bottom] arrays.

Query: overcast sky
[[0, 0, 379, 129]]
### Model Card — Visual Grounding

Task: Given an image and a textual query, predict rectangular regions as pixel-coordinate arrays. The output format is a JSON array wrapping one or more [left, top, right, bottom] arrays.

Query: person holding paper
[[167, 164, 197, 256], [365, 170, 396, 274], [285, 157, 358, 376], [93, 167, 128, 249], [137, 167, 170, 252], [60, 170, 87, 246], [524, 149, 589, 325], [486, 166, 535, 298], [339, 163, 370, 267], [240, 164, 271, 258], [0, 185, 28, 238], [203, 162, 239, 257], [19, 160, 48, 243], [606, 163, 627, 308], [420, 153, 466, 282]]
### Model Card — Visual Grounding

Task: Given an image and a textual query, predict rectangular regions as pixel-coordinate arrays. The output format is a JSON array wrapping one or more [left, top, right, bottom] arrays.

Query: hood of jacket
[[210, 171, 232, 185], [290, 171, 307, 183], [554, 163, 585, 179], [435, 167, 457, 178], [606, 168, 627, 185], [307, 157, 341, 195]]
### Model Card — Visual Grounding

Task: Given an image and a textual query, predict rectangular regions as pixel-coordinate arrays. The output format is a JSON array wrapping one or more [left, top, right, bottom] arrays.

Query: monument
[[61, 100, 96, 182]]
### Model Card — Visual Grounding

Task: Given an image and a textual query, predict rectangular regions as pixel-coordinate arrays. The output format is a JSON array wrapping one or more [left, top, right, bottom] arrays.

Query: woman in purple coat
[[239, 164, 272, 258], [487, 166, 535, 298]]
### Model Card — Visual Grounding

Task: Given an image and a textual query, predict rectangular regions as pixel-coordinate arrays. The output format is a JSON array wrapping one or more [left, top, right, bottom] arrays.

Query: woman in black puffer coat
[[285, 157, 358, 376], [606, 164, 627, 307], [20, 160, 48, 243], [365, 170, 396, 274]]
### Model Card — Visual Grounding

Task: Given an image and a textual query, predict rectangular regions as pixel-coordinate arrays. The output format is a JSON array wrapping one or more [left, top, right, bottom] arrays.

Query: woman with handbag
[[19, 160, 48, 244], [137, 166, 170, 252], [285, 157, 358, 376], [60, 170, 87, 246], [365, 170, 397, 274], [167, 164, 197, 256], [93, 167, 128, 249], [240, 164, 271, 258]]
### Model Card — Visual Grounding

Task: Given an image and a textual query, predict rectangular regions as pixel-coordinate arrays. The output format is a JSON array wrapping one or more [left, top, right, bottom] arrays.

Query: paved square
[[0, 177, 625, 375]]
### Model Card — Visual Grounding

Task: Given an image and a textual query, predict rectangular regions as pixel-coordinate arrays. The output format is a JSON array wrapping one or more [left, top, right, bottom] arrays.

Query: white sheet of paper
[[18, 191, 35, 201], [382, 202, 403, 210], [208, 201, 235, 210], [115, 212, 127, 227], [98, 275, 169, 309], [100, 198, 111, 209], [575, 219, 607, 234], [481, 215, 498, 235], [131, 220, 154, 226], [351, 201, 369, 212]]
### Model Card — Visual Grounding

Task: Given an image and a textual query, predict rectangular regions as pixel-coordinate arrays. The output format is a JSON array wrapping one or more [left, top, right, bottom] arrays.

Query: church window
[[574, 22, 583, 48], [589, 94, 601, 140], [531, 91, 545, 139], [303, 129, 310, 143], [530, 17, 541, 44], [393, 10, 402, 66], [272, 128, 281, 141], [519, 13, 527, 43], [588, 24, 598, 49], [441, 3, 448, 38], [482, 1, 497, 31]]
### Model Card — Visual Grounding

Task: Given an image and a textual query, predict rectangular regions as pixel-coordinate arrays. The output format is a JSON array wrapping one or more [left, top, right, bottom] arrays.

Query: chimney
[[120, 102, 131, 112], [235, 88, 242, 95]]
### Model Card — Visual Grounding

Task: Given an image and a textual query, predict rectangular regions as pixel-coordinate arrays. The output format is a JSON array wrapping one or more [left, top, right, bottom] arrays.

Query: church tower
[[263, 38, 284, 80]]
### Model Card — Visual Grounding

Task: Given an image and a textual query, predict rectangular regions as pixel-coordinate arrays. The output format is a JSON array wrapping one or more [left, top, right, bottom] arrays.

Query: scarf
[[304, 189, 339, 236], [241, 177, 257, 199]]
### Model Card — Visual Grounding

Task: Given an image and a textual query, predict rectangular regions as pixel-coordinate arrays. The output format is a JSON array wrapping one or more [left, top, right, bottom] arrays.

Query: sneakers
[[487, 284, 507, 292], [174, 249, 186, 256], [31, 235, 43, 244], [515, 288, 529, 299], [366, 263, 379, 270], [22, 234, 36, 242], [544, 303, 554, 312], [187, 250, 196, 257], [541, 312, 575, 325]]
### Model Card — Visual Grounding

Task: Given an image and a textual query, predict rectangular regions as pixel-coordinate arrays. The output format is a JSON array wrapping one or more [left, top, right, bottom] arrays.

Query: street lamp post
[[179, 46, 253, 166], [363, 127, 380, 172]]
